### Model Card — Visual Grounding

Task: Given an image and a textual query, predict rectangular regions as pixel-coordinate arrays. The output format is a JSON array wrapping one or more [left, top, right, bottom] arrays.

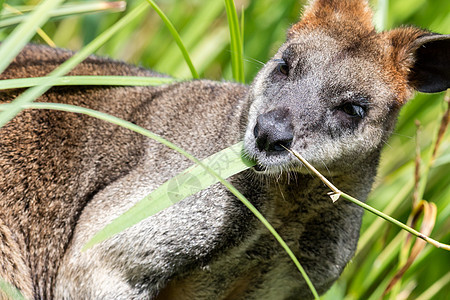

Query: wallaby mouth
[[252, 164, 266, 172]]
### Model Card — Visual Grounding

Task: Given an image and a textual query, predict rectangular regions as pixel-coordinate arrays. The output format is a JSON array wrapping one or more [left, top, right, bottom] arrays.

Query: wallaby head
[[244, 0, 450, 174]]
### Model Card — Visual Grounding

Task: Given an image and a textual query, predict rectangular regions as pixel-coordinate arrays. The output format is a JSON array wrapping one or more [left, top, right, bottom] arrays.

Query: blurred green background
[[1, 0, 449, 299]]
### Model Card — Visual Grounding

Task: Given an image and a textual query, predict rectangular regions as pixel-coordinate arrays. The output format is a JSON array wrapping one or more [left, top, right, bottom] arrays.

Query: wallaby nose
[[254, 109, 293, 153]]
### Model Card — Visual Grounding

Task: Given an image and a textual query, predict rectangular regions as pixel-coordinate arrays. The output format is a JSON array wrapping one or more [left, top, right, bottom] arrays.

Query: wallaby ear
[[408, 34, 450, 93], [386, 28, 450, 94], [289, 0, 374, 38]]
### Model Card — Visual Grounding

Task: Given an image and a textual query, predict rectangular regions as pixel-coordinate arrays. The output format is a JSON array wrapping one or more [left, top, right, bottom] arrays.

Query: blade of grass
[[224, 0, 244, 83], [173, 26, 229, 78], [2, 3, 56, 47], [431, 91, 450, 162], [415, 271, 450, 300], [388, 120, 427, 299], [374, 0, 389, 31], [0, 278, 26, 300], [240, 4, 245, 48], [384, 201, 437, 297], [0, 1, 148, 128], [0, 0, 63, 74], [0, 76, 177, 89], [413, 93, 449, 206], [357, 175, 414, 253], [355, 135, 449, 294], [84, 141, 254, 250], [357, 181, 449, 295], [154, 0, 223, 73], [359, 231, 404, 293], [0, 102, 319, 299], [284, 147, 450, 251], [144, 0, 199, 79], [0, 2, 126, 28]]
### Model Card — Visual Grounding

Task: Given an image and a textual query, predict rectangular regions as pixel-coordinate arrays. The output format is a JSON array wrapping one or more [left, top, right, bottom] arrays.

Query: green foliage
[[1, 0, 449, 299]]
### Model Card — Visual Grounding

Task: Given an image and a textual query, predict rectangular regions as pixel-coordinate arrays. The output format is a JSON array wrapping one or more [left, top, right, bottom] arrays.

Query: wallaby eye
[[276, 59, 289, 76], [339, 103, 366, 118]]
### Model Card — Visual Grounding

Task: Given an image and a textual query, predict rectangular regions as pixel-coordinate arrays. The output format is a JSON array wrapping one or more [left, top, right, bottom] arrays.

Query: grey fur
[[1, 0, 450, 299]]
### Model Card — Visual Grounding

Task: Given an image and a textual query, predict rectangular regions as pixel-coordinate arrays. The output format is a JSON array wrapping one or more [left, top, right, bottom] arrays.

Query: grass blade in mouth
[[283, 146, 450, 251]]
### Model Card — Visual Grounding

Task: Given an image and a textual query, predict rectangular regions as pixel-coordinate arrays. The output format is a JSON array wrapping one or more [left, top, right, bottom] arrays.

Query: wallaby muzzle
[[254, 108, 294, 153]]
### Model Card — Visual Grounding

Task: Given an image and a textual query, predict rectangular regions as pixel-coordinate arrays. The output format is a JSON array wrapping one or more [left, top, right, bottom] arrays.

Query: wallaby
[[1, 0, 449, 299]]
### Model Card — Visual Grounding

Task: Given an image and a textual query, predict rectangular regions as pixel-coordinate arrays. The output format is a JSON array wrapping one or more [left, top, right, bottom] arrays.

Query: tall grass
[[1, 0, 449, 299]]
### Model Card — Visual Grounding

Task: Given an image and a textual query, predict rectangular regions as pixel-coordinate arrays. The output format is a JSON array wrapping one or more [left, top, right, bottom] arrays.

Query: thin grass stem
[[285, 147, 450, 251], [0, 76, 177, 90], [144, 0, 199, 79], [224, 0, 245, 83], [0, 0, 63, 74], [0, 2, 126, 28]]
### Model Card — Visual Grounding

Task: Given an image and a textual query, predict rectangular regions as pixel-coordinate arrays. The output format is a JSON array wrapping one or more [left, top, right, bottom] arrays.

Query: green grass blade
[[0, 1, 126, 28], [154, 0, 223, 75], [0, 0, 63, 74], [357, 165, 415, 253], [0, 278, 26, 300], [374, 0, 389, 31], [240, 5, 245, 47], [0, 0, 4, 16], [84, 141, 254, 250], [224, 0, 244, 83], [172, 26, 229, 78], [0, 2, 148, 128], [0, 76, 177, 90], [144, 0, 199, 79], [416, 271, 450, 300]]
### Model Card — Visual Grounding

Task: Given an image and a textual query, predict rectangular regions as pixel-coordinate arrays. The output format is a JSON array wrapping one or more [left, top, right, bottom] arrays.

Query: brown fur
[[0, 218, 32, 299], [290, 0, 433, 104], [0, 47, 164, 298], [379, 27, 433, 103], [290, 0, 374, 38]]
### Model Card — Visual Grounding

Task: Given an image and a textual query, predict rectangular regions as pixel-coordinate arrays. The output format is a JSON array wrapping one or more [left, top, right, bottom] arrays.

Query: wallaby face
[[1, 0, 449, 299], [244, 32, 397, 173], [244, 0, 449, 175]]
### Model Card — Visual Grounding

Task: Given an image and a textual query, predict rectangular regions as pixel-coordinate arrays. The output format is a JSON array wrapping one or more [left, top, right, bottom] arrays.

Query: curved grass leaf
[[84, 141, 254, 250], [0, 1, 149, 128], [0, 1, 126, 28], [0, 0, 63, 74], [0, 76, 177, 90], [154, 0, 223, 74], [224, 0, 244, 83], [145, 0, 199, 79]]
